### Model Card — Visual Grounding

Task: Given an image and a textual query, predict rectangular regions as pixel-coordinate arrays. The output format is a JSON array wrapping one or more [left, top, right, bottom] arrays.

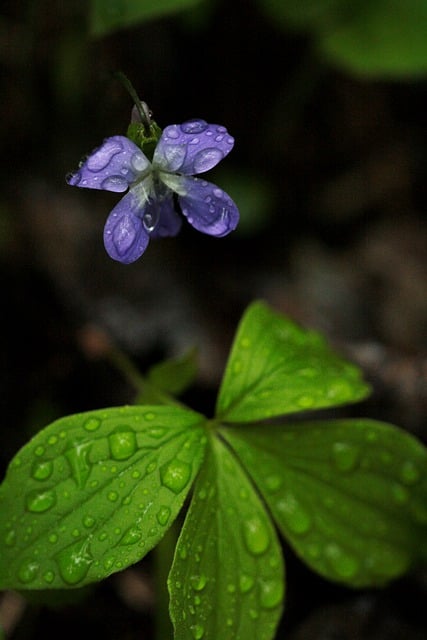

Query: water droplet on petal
[[331, 442, 360, 472], [243, 517, 270, 555], [181, 119, 208, 134], [108, 428, 137, 460], [56, 540, 93, 585], [101, 175, 129, 192], [26, 488, 56, 513], [160, 460, 191, 494], [193, 148, 223, 173], [31, 459, 54, 481], [131, 152, 149, 172]]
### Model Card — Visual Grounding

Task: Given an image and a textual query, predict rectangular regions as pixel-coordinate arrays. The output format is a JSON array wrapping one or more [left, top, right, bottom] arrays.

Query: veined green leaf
[[169, 435, 284, 640], [90, 0, 204, 36], [0, 406, 206, 590], [222, 419, 427, 587], [216, 301, 370, 423]]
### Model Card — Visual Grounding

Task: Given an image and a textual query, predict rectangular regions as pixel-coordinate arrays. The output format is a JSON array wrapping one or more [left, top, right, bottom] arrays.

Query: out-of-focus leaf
[[90, 0, 205, 36], [222, 419, 427, 587]]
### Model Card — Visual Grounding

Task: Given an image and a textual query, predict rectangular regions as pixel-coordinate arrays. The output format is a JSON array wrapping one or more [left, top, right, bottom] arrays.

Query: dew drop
[[324, 543, 359, 579], [108, 427, 137, 460], [156, 506, 171, 526], [265, 474, 282, 492], [18, 560, 39, 584], [101, 175, 129, 192], [148, 427, 166, 439], [83, 515, 96, 528], [243, 517, 270, 555], [297, 394, 315, 409], [259, 578, 284, 609], [331, 442, 360, 472], [160, 459, 191, 494], [181, 119, 208, 134], [399, 460, 420, 485], [34, 445, 45, 457], [190, 574, 207, 591], [4, 529, 16, 547], [193, 148, 223, 173], [83, 417, 101, 432], [276, 493, 312, 535], [391, 482, 409, 504], [145, 411, 156, 421], [49, 533, 58, 544], [43, 570, 55, 584], [56, 540, 93, 585], [179, 546, 188, 560], [190, 624, 205, 639], [239, 573, 255, 593], [66, 441, 92, 488], [232, 360, 242, 374], [119, 526, 142, 546], [31, 459, 54, 481], [26, 488, 56, 513], [107, 491, 119, 502]]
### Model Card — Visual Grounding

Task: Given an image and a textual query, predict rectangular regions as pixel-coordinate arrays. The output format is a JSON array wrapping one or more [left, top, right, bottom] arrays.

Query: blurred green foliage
[[90, 0, 427, 78]]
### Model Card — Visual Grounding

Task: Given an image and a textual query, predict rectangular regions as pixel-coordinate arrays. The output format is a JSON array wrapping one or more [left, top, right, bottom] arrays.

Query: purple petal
[[147, 195, 183, 239], [178, 177, 239, 237], [153, 119, 234, 175], [103, 192, 149, 263], [67, 136, 150, 193]]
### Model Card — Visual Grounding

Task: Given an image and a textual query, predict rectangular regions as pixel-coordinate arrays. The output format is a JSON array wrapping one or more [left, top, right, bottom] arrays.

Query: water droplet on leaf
[[156, 506, 171, 526], [26, 488, 56, 513], [18, 560, 39, 584], [190, 623, 205, 639], [160, 459, 191, 494], [84, 417, 101, 432], [243, 517, 270, 555], [190, 574, 207, 591], [66, 441, 92, 488], [239, 573, 255, 593], [259, 578, 284, 609], [399, 460, 420, 485], [108, 428, 137, 460], [331, 442, 360, 472], [56, 540, 93, 585], [324, 543, 359, 579], [276, 493, 312, 535], [31, 459, 54, 481]]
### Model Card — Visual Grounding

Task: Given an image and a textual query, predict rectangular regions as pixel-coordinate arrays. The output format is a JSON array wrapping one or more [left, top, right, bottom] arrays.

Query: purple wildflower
[[67, 119, 239, 263]]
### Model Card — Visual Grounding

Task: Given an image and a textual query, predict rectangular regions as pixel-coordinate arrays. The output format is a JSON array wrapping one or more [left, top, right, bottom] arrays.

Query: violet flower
[[67, 119, 239, 263]]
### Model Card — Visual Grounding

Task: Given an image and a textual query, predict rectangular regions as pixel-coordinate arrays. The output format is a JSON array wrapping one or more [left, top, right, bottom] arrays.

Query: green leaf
[[216, 301, 370, 423], [169, 435, 284, 640], [221, 419, 427, 587], [319, 0, 427, 77], [147, 347, 198, 398], [90, 0, 204, 36], [0, 406, 206, 590], [257, 0, 348, 31]]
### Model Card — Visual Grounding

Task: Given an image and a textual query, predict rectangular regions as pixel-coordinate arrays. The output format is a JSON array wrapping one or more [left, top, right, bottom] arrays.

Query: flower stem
[[114, 71, 152, 127]]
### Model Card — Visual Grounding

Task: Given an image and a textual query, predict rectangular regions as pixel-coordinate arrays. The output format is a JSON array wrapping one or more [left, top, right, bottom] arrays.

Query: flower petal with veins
[[177, 176, 239, 237], [103, 192, 149, 263]]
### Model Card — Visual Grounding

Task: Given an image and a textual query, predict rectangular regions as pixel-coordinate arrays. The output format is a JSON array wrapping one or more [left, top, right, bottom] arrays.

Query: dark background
[[0, 1, 426, 638]]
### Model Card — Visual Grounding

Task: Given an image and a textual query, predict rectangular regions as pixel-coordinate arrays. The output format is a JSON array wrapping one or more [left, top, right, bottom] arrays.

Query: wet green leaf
[[169, 435, 284, 640], [216, 301, 370, 423], [90, 0, 204, 36], [222, 419, 427, 587], [0, 406, 206, 590]]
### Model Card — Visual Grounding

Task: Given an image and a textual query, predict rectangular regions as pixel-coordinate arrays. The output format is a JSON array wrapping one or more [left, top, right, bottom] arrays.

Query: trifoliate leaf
[[216, 301, 370, 423], [222, 419, 427, 587], [169, 435, 284, 640], [0, 406, 206, 590]]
